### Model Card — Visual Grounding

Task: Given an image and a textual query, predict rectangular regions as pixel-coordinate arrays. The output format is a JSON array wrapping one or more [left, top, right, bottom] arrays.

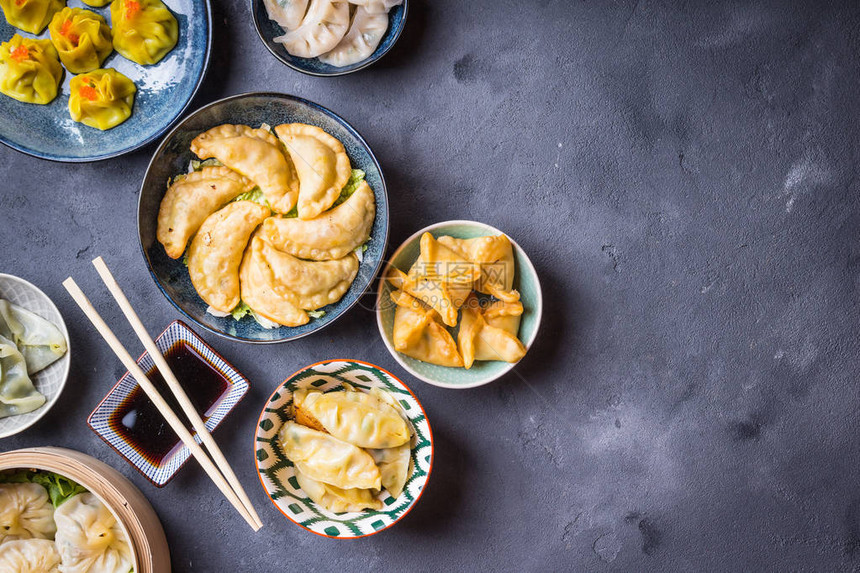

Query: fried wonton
[[437, 234, 519, 302], [458, 294, 526, 369], [389, 289, 463, 368]]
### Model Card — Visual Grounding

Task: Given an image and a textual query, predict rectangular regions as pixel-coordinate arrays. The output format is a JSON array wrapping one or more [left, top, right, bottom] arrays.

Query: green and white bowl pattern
[[255, 360, 433, 538], [377, 220, 543, 389]]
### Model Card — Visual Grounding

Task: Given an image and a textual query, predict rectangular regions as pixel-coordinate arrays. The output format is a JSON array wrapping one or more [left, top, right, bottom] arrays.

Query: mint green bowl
[[376, 221, 542, 389]]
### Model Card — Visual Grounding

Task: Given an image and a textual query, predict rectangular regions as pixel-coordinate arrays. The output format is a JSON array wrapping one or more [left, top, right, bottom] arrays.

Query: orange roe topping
[[125, 0, 141, 19], [60, 21, 80, 45], [10, 45, 29, 62], [14, 0, 25, 7], [79, 85, 98, 101]]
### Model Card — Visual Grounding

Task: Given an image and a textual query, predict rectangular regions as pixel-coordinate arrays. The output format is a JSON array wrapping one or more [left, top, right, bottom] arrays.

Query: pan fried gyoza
[[191, 124, 299, 214], [239, 240, 309, 328], [157, 166, 256, 259], [297, 388, 410, 448], [294, 468, 382, 513], [275, 123, 351, 220], [187, 201, 270, 313], [261, 179, 375, 260], [279, 420, 381, 490]]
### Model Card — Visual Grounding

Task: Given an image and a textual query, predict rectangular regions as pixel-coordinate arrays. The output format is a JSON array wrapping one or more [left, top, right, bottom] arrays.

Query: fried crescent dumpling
[[278, 420, 381, 490], [299, 389, 410, 448], [244, 235, 358, 311], [458, 294, 526, 369], [110, 0, 178, 66], [0, 35, 62, 105], [48, 7, 113, 74], [390, 289, 463, 367], [274, 123, 351, 220], [157, 167, 256, 259], [437, 234, 519, 302], [294, 468, 382, 514], [261, 180, 375, 260], [68, 69, 136, 130], [187, 201, 270, 313], [0, 0, 64, 34], [191, 124, 299, 214], [238, 238, 309, 328]]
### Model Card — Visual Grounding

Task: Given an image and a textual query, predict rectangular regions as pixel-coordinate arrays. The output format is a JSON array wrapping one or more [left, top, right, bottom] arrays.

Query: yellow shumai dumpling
[[49, 7, 112, 74], [0, 0, 64, 34], [0, 35, 62, 104], [68, 69, 136, 130], [110, 0, 178, 65], [81, 0, 110, 6]]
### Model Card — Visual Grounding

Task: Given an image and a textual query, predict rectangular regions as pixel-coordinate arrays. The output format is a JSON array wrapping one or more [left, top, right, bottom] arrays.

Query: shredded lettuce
[[189, 158, 222, 172], [0, 470, 87, 508], [332, 169, 365, 207], [308, 310, 326, 319], [232, 187, 269, 208], [182, 250, 189, 267], [231, 301, 252, 321]]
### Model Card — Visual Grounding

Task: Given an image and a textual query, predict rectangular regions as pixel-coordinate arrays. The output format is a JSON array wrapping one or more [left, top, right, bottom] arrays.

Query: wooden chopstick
[[90, 257, 263, 530], [62, 277, 262, 532]]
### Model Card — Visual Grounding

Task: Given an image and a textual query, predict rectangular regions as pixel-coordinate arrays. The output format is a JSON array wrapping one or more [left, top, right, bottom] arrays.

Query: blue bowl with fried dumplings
[[138, 92, 389, 344], [0, 0, 211, 162], [251, 0, 408, 76]]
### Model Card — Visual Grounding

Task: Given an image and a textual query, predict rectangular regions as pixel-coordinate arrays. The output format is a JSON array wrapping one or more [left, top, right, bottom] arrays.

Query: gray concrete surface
[[3, 0, 860, 570]]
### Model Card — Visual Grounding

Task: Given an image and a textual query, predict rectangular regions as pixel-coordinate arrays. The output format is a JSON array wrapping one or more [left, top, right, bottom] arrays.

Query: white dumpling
[[0, 335, 47, 419], [0, 300, 67, 375], [294, 468, 381, 514], [368, 443, 411, 499], [273, 0, 349, 58], [319, 4, 389, 67], [262, 0, 309, 29], [0, 483, 56, 543], [0, 539, 61, 573], [299, 390, 410, 448], [54, 493, 133, 573]]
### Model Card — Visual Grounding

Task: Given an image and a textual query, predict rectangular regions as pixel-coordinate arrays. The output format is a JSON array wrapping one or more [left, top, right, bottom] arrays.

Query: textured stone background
[[3, 0, 860, 570]]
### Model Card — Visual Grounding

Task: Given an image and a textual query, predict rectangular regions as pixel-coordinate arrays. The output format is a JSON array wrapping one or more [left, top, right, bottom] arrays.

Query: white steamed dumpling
[[54, 493, 134, 573], [0, 483, 56, 543], [0, 300, 67, 375], [0, 539, 61, 573], [319, 4, 390, 67]]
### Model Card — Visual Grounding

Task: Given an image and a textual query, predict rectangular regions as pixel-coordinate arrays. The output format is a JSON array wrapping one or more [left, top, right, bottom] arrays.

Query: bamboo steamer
[[0, 447, 170, 573]]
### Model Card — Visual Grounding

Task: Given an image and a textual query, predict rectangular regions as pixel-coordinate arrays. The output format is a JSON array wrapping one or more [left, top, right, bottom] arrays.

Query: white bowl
[[0, 274, 70, 438]]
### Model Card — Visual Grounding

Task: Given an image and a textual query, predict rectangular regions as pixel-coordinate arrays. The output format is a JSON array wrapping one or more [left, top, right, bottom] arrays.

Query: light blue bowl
[[138, 92, 389, 344], [251, 0, 408, 76], [377, 221, 543, 389], [0, 0, 211, 162]]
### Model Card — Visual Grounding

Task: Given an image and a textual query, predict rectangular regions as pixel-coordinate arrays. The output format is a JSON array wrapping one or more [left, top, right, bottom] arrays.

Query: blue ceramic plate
[[377, 221, 543, 389], [251, 0, 407, 76], [0, 0, 210, 162], [138, 92, 389, 344]]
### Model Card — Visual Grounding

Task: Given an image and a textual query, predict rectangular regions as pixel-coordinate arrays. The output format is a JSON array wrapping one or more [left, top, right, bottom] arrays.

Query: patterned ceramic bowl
[[251, 0, 408, 76], [376, 220, 543, 389], [88, 320, 249, 486], [0, 0, 211, 162], [255, 359, 432, 538], [0, 274, 70, 438], [138, 92, 389, 344]]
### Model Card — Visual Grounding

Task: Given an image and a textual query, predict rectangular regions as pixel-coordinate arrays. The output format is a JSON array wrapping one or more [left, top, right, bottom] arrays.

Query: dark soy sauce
[[109, 342, 228, 464]]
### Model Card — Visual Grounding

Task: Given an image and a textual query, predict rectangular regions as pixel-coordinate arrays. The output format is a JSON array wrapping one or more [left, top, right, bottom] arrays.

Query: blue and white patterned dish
[[251, 0, 408, 76], [255, 359, 432, 538], [138, 92, 389, 344], [0, 0, 211, 162], [87, 320, 249, 487]]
